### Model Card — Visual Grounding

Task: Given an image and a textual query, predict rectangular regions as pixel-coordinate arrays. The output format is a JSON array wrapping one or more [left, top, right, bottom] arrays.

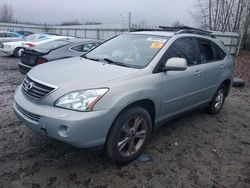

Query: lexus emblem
[[26, 82, 34, 90]]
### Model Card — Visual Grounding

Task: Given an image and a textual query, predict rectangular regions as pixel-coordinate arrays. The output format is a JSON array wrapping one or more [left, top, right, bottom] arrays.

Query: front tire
[[106, 107, 152, 162], [207, 84, 226, 114]]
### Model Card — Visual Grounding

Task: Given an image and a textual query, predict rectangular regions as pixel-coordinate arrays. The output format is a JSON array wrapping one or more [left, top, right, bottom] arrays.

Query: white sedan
[[0, 33, 71, 57]]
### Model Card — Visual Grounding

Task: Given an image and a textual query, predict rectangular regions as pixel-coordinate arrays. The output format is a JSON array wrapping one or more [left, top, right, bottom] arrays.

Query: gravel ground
[[0, 52, 250, 188]]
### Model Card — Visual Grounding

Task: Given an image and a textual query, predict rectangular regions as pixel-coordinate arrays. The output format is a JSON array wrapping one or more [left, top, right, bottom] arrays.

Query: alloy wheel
[[215, 89, 224, 110], [117, 116, 147, 157]]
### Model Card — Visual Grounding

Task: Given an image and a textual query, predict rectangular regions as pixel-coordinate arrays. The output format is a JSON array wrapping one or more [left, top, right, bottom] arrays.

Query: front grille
[[22, 76, 56, 100], [16, 103, 41, 122]]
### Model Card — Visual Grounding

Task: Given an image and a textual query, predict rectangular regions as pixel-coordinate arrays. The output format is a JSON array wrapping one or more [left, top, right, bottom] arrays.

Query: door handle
[[194, 70, 201, 76], [219, 65, 225, 69]]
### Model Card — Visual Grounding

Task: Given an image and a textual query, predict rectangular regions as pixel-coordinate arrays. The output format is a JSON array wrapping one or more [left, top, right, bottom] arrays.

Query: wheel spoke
[[135, 130, 146, 139], [118, 137, 129, 151], [133, 117, 143, 131], [216, 95, 221, 102], [121, 123, 132, 135], [128, 140, 135, 154], [215, 102, 220, 108]]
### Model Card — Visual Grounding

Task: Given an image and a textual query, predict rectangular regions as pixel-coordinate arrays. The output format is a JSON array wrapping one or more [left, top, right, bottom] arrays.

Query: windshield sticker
[[147, 37, 167, 43], [151, 42, 164, 49]]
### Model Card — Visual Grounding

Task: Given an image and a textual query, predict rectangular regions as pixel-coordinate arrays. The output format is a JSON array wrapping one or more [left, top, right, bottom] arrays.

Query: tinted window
[[211, 42, 226, 60], [197, 39, 213, 63], [165, 38, 197, 66]]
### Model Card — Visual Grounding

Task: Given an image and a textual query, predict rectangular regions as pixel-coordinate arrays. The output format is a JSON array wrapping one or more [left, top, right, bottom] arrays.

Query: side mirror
[[162, 57, 187, 72]]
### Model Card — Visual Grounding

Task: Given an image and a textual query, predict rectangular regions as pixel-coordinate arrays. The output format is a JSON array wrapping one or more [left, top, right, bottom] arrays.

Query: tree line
[[0, 3, 14, 23], [191, 0, 250, 33]]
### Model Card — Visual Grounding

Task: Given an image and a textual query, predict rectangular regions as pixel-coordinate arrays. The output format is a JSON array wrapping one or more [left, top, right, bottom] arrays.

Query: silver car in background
[[13, 28, 234, 162]]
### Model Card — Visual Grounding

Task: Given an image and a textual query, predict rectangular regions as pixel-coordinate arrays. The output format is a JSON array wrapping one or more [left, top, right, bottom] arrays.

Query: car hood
[[28, 57, 140, 91]]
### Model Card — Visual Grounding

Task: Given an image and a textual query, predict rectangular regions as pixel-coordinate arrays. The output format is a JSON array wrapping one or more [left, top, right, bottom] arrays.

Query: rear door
[[159, 37, 207, 121], [195, 38, 226, 99]]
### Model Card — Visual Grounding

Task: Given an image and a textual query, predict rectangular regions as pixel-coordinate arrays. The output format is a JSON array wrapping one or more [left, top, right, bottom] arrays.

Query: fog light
[[58, 125, 70, 137]]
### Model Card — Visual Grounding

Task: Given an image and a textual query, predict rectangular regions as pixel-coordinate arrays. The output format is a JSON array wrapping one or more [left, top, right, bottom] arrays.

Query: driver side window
[[165, 38, 197, 66]]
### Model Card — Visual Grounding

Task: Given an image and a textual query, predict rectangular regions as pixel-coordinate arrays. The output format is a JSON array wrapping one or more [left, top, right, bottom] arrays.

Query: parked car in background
[[13, 28, 234, 162], [16, 31, 34, 37], [0, 31, 24, 44], [0, 33, 70, 57], [0, 33, 48, 57], [19, 38, 102, 74]]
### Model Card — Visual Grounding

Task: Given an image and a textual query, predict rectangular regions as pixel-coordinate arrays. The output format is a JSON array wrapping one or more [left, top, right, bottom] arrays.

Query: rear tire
[[206, 84, 226, 114], [106, 106, 152, 162], [13, 47, 23, 58]]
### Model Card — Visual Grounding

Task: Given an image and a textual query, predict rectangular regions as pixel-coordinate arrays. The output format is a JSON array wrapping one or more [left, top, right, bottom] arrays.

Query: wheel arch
[[221, 79, 231, 97], [105, 98, 156, 147]]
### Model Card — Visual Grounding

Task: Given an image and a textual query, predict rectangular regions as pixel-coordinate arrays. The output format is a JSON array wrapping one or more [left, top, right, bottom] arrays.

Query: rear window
[[25, 34, 39, 41], [30, 35, 49, 42], [71, 43, 98, 53], [35, 40, 70, 50]]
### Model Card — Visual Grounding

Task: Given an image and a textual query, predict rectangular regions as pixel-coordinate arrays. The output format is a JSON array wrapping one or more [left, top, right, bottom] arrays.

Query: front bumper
[[0, 48, 13, 55], [13, 86, 115, 148]]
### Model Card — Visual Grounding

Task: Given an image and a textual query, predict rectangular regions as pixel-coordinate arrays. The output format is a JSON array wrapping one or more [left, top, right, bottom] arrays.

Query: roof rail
[[131, 28, 164, 32], [130, 26, 215, 38], [158, 26, 214, 37]]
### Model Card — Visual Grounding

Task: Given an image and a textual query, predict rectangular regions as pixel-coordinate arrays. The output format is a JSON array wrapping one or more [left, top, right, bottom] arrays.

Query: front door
[[158, 37, 206, 121]]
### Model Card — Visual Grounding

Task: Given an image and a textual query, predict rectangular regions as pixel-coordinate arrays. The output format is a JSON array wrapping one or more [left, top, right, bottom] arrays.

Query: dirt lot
[[0, 52, 250, 188]]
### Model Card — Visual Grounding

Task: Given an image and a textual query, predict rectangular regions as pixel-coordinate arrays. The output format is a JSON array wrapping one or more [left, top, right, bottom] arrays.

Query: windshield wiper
[[82, 55, 100, 62], [103, 58, 130, 67]]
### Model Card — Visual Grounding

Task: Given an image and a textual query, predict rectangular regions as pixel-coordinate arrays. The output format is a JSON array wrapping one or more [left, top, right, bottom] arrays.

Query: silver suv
[[13, 29, 234, 162]]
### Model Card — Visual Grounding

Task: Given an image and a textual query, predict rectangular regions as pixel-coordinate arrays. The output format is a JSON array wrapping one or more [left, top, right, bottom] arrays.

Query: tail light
[[26, 43, 35, 47], [36, 57, 48, 65]]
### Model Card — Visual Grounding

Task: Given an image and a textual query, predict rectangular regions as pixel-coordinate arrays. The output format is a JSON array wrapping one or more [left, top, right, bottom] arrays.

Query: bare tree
[[0, 3, 14, 22], [191, 0, 250, 33]]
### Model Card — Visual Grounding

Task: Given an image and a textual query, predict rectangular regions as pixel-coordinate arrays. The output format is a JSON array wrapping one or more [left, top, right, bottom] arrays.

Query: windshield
[[85, 34, 169, 68], [24, 34, 39, 41]]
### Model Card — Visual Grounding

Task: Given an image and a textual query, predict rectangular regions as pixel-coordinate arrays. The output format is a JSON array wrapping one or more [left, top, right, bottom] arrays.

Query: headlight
[[55, 88, 109, 112]]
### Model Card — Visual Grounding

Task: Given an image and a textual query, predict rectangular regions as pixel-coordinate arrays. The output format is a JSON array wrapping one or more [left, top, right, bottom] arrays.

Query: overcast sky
[[2, 0, 196, 26]]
